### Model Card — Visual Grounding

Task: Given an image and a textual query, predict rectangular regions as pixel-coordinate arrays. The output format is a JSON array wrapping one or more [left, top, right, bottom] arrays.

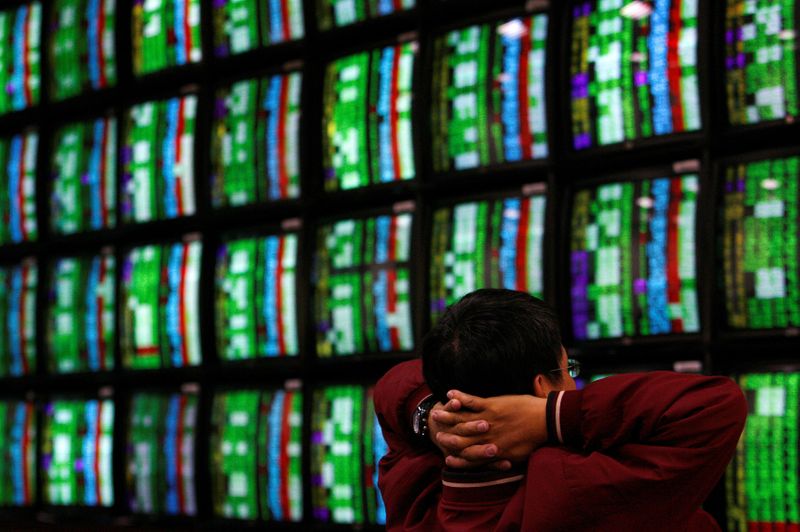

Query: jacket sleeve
[[542, 371, 747, 526], [374, 359, 444, 531]]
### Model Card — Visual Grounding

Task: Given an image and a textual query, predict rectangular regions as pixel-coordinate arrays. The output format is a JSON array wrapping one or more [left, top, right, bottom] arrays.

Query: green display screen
[[132, 0, 202, 76], [722, 156, 800, 329], [50, 0, 116, 101], [43, 398, 114, 507], [727, 373, 800, 530], [322, 41, 416, 191], [211, 73, 302, 207], [0, 131, 38, 245], [51, 116, 117, 235], [0, 259, 37, 378], [316, 0, 415, 31], [212, 0, 304, 56], [47, 251, 115, 374], [210, 388, 303, 521], [0, 2, 41, 115], [0, 400, 36, 506], [314, 212, 414, 356]]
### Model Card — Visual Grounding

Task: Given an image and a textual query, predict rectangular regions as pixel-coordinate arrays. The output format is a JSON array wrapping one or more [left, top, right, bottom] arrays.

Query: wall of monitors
[[212, 0, 305, 56]]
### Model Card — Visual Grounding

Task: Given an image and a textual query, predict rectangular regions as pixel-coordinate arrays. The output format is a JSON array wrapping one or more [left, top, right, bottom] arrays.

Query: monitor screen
[[569, 0, 701, 150], [0, 400, 36, 506], [132, 0, 202, 76], [570, 172, 700, 340], [430, 187, 547, 324], [212, 0, 304, 56], [0, 131, 38, 245], [322, 41, 417, 192], [216, 232, 299, 361], [122, 94, 197, 223], [0, 2, 41, 115], [722, 156, 800, 330], [725, 0, 799, 126], [121, 238, 202, 369], [311, 385, 387, 525], [314, 212, 414, 356], [51, 116, 117, 235], [431, 14, 549, 173], [50, 0, 116, 101], [727, 373, 800, 530], [210, 388, 303, 521], [316, 0, 415, 31], [127, 390, 198, 515], [47, 251, 115, 374], [42, 397, 114, 506], [0, 260, 37, 378], [211, 72, 302, 207]]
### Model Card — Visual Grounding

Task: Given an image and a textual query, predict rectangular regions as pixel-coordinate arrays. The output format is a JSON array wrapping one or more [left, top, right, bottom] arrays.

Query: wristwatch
[[412, 394, 437, 440]]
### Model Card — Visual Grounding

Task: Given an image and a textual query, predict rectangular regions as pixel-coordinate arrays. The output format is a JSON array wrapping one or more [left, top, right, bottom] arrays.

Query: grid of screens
[[727, 373, 800, 530], [0, 131, 38, 245], [570, 173, 700, 339], [211, 73, 302, 207], [316, 0, 415, 31], [127, 391, 198, 516], [322, 41, 416, 192], [43, 398, 114, 507], [569, 0, 701, 150], [314, 212, 413, 356], [725, 0, 799, 126], [121, 239, 203, 370], [50, 0, 117, 101], [431, 14, 549, 173], [0, 400, 36, 506], [132, 0, 202, 76], [51, 116, 117, 235], [122, 94, 198, 223], [0, 2, 41, 115], [216, 232, 299, 361], [0, 260, 37, 378], [47, 251, 115, 374], [212, 0, 304, 56], [210, 388, 303, 522], [311, 385, 386, 525], [430, 188, 547, 324], [722, 156, 800, 330]]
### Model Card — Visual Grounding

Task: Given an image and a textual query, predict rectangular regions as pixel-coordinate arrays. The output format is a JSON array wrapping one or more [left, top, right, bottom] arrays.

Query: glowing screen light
[[42, 398, 114, 506], [212, 0, 304, 56], [725, 0, 799, 125], [322, 42, 416, 192], [50, 0, 116, 101], [210, 388, 303, 521], [430, 188, 547, 324], [211, 72, 302, 207], [132, 0, 202, 76], [127, 391, 198, 516], [311, 385, 387, 525], [570, 173, 700, 339], [727, 373, 800, 530], [0, 260, 37, 378], [569, 0, 701, 150], [314, 212, 414, 356], [51, 116, 117, 235], [47, 251, 115, 374], [431, 14, 549, 173], [0, 131, 38, 245], [0, 2, 41, 115], [122, 94, 197, 223], [0, 401, 36, 506], [121, 238, 202, 370], [316, 0, 415, 31], [722, 156, 800, 329], [216, 232, 299, 361]]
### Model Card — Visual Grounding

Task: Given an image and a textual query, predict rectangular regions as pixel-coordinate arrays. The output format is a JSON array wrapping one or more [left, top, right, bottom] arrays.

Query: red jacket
[[375, 360, 747, 531]]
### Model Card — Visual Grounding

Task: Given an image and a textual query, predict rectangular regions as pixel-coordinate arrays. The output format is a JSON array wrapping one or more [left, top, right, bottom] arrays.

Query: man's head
[[422, 289, 574, 404]]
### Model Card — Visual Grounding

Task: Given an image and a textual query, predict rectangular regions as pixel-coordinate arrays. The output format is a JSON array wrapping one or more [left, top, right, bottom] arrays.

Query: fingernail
[[431, 411, 439, 420], [447, 391, 455, 399], [486, 447, 496, 457], [477, 421, 488, 432]]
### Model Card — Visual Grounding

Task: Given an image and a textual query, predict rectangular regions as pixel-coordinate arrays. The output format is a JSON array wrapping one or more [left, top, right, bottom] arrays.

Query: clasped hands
[[428, 390, 549, 470]]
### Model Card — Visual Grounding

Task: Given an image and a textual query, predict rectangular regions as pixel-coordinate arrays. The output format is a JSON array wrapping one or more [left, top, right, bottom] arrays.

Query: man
[[375, 289, 747, 531]]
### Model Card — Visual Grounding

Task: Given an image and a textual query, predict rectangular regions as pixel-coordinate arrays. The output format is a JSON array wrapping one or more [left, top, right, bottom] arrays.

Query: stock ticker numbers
[[0, 131, 38, 245], [212, 0, 304, 56], [0, 260, 37, 378], [0, 2, 41, 115], [132, 0, 202, 76], [0, 401, 36, 507]]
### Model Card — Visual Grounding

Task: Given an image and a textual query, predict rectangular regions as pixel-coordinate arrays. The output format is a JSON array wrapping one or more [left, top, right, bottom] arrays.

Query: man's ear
[[532, 374, 549, 398]]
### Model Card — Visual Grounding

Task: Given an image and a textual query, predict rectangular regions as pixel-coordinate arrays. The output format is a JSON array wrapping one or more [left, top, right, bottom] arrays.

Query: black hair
[[422, 288, 562, 404]]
